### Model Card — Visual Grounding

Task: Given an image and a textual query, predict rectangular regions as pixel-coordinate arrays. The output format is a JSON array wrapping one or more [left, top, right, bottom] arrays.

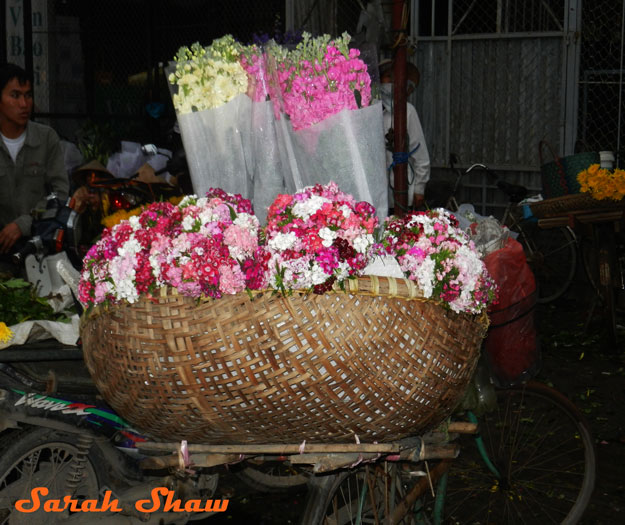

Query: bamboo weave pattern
[[81, 276, 487, 444]]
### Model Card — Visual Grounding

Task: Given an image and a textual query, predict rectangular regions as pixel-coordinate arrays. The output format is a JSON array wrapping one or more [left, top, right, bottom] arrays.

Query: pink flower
[[273, 36, 373, 130], [78, 190, 268, 309], [218, 264, 246, 295], [374, 209, 497, 314], [263, 182, 378, 293]]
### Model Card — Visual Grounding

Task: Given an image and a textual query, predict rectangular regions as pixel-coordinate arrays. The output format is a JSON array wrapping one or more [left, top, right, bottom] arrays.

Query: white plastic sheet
[[249, 99, 286, 223], [0, 315, 80, 350], [177, 93, 253, 200], [276, 102, 388, 223]]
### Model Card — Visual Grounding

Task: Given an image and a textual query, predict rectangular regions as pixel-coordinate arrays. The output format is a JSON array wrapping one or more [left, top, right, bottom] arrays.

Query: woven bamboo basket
[[530, 193, 625, 219], [81, 276, 488, 444]]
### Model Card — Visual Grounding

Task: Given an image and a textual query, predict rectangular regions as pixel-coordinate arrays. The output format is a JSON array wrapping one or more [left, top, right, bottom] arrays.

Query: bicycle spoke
[[441, 382, 595, 524]]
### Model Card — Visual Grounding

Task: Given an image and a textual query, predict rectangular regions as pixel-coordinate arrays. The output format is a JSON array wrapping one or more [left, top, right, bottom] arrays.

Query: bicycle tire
[[515, 224, 577, 304], [300, 461, 440, 525], [440, 381, 596, 524], [235, 463, 310, 493]]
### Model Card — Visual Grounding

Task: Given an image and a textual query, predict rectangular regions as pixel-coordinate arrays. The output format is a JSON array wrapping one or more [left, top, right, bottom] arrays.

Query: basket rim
[[529, 193, 625, 218], [80, 275, 489, 331]]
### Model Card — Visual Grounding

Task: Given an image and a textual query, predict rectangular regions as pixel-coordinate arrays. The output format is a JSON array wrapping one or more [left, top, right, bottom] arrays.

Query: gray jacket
[[0, 121, 68, 235]]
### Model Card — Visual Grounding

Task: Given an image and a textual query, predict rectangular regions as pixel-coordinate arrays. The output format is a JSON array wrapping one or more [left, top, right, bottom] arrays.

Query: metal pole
[[392, 0, 408, 215], [617, 0, 625, 166]]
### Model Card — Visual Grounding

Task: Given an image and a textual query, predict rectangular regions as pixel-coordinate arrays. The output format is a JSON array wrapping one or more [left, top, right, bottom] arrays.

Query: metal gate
[[411, 0, 578, 173]]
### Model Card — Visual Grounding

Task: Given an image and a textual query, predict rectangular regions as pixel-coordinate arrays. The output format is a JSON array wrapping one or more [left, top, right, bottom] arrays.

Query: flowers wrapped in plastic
[[167, 37, 253, 202], [266, 33, 388, 222], [78, 189, 267, 309], [240, 44, 286, 222]]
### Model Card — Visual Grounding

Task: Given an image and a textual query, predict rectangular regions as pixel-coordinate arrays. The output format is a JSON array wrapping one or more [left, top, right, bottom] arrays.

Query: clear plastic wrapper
[[176, 93, 253, 199], [243, 49, 286, 222], [275, 101, 387, 223]]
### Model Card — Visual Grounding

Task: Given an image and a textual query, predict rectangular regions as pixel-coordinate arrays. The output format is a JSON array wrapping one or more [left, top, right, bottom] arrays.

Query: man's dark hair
[[0, 63, 33, 93]]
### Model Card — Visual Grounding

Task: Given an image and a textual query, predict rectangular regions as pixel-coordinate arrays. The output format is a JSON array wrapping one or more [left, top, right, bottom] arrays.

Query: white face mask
[[380, 83, 393, 110]]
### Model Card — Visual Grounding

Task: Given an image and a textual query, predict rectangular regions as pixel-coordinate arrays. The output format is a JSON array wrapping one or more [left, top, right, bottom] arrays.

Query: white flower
[[117, 237, 141, 257], [414, 257, 436, 298], [339, 204, 352, 218], [292, 195, 329, 221], [319, 227, 337, 247], [335, 262, 350, 282], [309, 261, 329, 285], [234, 213, 260, 232], [181, 215, 196, 231], [170, 54, 248, 113], [353, 234, 373, 254], [128, 215, 141, 230], [268, 232, 297, 251]]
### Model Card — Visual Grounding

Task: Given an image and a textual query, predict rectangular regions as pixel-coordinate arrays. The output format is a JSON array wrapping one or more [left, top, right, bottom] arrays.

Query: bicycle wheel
[[441, 381, 596, 524], [235, 462, 310, 492], [516, 224, 577, 304], [302, 462, 434, 525]]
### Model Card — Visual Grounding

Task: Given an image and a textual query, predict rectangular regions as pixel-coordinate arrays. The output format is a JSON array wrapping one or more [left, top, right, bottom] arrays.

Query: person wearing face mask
[[380, 60, 430, 212], [0, 63, 68, 275]]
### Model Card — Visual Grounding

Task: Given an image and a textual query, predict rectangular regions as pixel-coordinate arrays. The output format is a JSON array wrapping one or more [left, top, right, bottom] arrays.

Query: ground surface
[[203, 276, 625, 524]]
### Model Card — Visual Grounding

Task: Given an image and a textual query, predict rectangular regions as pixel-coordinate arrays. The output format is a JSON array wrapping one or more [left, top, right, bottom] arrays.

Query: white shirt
[[384, 102, 431, 207], [1, 131, 26, 163]]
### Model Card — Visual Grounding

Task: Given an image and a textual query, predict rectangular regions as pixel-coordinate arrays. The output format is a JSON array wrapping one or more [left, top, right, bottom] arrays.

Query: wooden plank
[[137, 442, 402, 455]]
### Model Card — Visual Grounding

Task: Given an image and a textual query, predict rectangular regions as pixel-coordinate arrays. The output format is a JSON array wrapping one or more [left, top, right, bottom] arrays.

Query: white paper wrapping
[[177, 93, 253, 199], [276, 102, 388, 223], [0, 315, 80, 350], [362, 255, 404, 278], [249, 99, 286, 223]]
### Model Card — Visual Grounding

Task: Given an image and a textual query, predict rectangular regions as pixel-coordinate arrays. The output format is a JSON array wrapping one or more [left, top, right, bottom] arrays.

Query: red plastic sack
[[483, 237, 540, 386]]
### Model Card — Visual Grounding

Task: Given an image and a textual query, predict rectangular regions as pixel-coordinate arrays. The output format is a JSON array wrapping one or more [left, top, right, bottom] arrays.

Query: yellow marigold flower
[[0, 322, 13, 344], [101, 207, 142, 230], [578, 165, 625, 201], [169, 195, 184, 206], [101, 197, 181, 230]]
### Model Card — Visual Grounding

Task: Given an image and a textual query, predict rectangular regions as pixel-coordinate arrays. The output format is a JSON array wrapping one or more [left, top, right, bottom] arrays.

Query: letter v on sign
[[10, 5, 22, 26]]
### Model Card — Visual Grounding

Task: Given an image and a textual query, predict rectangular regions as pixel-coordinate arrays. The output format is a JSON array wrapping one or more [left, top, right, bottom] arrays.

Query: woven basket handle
[[539, 140, 569, 194]]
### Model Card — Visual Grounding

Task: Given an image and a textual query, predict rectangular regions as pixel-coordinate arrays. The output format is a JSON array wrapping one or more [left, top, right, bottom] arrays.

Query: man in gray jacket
[[0, 63, 68, 271]]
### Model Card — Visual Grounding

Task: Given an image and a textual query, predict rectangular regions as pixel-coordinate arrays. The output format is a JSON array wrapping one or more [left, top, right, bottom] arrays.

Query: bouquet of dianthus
[[375, 209, 497, 314], [264, 182, 378, 294], [167, 36, 253, 201], [272, 32, 372, 131], [266, 33, 388, 222], [78, 189, 267, 309]]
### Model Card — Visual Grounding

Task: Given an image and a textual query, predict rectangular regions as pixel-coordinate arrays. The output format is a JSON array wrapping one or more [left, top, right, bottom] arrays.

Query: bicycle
[[300, 368, 596, 525], [438, 162, 578, 304]]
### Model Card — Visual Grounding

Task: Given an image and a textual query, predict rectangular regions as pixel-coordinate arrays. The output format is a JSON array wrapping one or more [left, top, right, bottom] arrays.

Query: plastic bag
[[483, 237, 540, 386], [276, 102, 388, 223], [177, 94, 253, 199], [248, 100, 286, 223]]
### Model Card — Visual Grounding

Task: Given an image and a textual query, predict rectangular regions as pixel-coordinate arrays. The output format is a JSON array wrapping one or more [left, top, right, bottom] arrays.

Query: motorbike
[[10, 141, 189, 279], [0, 346, 223, 524]]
